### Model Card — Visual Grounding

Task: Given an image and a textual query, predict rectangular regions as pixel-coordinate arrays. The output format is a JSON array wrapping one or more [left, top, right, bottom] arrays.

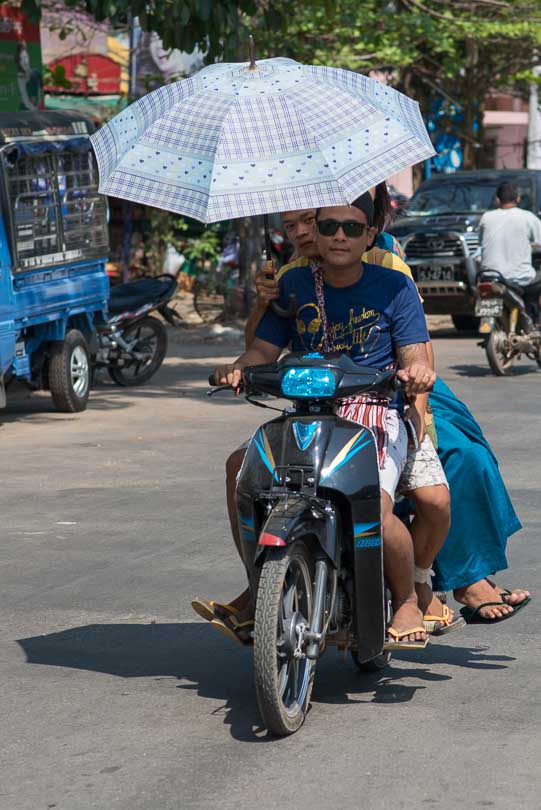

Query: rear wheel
[[108, 316, 167, 386], [351, 650, 391, 672], [486, 319, 515, 376], [254, 540, 315, 737], [49, 329, 90, 413]]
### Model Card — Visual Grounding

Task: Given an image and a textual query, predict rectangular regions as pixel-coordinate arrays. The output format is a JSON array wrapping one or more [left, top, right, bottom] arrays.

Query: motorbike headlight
[[281, 367, 336, 398]]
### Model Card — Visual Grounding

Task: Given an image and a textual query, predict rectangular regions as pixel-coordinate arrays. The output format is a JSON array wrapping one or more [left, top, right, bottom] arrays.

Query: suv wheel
[[452, 315, 479, 332]]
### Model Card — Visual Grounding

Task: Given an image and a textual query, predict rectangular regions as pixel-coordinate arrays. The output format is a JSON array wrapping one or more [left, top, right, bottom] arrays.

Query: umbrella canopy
[[91, 57, 434, 223]]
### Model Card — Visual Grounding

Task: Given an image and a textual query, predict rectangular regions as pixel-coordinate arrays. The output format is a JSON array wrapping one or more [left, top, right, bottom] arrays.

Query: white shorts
[[378, 409, 408, 502], [397, 433, 448, 494]]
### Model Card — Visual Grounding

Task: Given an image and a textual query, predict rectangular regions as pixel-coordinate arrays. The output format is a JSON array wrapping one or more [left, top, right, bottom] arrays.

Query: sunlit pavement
[[1, 321, 539, 810]]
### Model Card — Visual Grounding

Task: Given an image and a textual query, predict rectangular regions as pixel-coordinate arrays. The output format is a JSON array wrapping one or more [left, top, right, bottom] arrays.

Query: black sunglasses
[[316, 219, 371, 238]]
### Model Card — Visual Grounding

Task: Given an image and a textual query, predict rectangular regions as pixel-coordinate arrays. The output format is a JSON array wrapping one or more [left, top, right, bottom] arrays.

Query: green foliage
[[182, 225, 220, 267], [24, 1, 286, 61], [145, 209, 219, 275], [28, 0, 541, 167], [253, 0, 541, 166]]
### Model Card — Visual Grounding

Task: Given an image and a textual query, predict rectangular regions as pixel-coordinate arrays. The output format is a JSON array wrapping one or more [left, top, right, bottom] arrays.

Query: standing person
[[479, 182, 541, 288]]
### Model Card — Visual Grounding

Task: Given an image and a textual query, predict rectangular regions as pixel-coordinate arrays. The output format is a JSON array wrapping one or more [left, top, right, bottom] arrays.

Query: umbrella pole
[[263, 213, 273, 262], [263, 213, 297, 319]]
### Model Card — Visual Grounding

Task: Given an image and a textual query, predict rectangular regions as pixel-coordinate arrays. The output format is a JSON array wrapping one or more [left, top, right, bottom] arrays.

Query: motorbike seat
[[522, 270, 541, 298], [477, 270, 527, 297], [108, 276, 176, 314]]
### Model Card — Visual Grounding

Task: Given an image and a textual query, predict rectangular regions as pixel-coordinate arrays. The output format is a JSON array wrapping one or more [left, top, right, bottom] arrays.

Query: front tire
[[108, 316, 167, 386], [254, 540, 315, 737], [486, 319, 515, 376], [49, 329, 90, 413]]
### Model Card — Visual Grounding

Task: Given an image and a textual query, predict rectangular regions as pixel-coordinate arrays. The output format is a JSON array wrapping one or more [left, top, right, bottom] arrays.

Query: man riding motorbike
[[200, 194, 438, 648], [479, 181, 541, 321]]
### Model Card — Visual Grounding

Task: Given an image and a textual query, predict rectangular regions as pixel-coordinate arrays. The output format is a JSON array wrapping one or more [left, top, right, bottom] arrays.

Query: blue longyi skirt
[[430, 378, 522, 592]]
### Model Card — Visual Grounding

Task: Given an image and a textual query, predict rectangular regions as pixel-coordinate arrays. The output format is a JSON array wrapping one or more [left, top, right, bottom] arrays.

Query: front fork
[[304, 558, 330, 660]]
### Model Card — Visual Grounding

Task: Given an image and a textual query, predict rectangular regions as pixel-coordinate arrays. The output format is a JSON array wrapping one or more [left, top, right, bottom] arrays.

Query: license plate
[[475, 298, 503, 317], [416, 266, 456, 281]]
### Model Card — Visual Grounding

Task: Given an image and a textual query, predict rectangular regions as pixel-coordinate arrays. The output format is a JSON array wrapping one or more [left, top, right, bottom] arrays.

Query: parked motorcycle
[[95, 275, 179, 386], [475, 270, 541, 375], [209, 352, 397, 736]]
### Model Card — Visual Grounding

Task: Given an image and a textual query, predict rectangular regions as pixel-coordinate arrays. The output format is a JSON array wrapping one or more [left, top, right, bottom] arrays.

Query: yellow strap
[[387, 625, 427, 640], [423, 605, 450, 624]]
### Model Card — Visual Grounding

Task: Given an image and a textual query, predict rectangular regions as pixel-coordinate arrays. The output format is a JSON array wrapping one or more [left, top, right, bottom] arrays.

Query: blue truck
[[0, 110, 109, 412]]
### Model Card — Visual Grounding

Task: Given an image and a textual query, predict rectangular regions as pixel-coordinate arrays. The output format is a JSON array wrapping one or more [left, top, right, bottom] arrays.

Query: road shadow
[[0, 337, 245, 423], [450, 363, 537, 377], [17, 621, 266, 743], [313, 640, 514, 706], [16, 623, 515, 741]]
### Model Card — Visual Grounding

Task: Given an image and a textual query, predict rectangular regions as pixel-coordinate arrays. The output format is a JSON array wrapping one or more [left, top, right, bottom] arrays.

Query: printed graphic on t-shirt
[[296, 302, 381, 357], [255, 262, 430, 370]]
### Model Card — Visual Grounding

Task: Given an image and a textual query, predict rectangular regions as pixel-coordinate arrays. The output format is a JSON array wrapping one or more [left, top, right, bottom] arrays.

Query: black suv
[[388, 170, 541, 330]]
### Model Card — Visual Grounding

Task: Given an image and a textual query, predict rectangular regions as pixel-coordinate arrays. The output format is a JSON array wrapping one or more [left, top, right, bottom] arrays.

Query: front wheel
[[49, 329, 90, 413], [485, 320, 515, 376], [254, 540, 315, 737], [108, 316, 167, 386]]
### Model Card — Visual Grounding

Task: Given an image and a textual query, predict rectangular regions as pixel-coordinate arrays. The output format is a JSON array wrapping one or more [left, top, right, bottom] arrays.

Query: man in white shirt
[[479, 182, 541, 286]]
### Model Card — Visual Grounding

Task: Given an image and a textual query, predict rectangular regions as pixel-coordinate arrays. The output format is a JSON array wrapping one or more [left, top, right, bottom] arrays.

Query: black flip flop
[[460, 595, 531, 624]]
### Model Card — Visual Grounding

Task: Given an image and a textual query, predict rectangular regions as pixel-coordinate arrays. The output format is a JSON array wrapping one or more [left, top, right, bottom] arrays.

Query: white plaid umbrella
[[91, 57, 434, 223]]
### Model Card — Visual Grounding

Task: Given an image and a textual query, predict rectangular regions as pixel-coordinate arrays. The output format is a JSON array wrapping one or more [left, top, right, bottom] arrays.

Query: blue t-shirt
[[255, 261, 429, 368]]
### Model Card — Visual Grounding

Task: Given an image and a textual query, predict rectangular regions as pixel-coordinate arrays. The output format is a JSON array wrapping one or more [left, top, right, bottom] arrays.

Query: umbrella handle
[[263, 213, 297, 319]]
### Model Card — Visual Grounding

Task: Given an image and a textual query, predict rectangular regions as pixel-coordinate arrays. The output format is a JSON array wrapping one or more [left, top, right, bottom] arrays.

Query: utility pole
[[527, 64, 541, 170]]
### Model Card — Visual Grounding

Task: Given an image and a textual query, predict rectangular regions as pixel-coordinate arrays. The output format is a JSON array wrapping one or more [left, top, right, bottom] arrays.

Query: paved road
[[1, 324, 540, 810]]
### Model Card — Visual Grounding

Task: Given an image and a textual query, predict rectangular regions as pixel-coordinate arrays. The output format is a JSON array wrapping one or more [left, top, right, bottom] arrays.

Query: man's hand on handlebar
[[397, 364, 436, 395], [212, 363, 245, 393]]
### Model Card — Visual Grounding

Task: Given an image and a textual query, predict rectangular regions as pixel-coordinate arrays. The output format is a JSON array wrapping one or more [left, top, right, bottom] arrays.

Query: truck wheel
[[452, 315, 479, 332], [49, 329, 91, 412]]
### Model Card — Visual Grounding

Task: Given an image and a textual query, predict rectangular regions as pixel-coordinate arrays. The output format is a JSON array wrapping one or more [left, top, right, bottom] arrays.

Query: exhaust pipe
[[509, 334, 533, 353]]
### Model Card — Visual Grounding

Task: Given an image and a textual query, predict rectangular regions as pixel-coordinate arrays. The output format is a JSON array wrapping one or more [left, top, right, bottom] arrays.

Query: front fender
[[254, 496, 337, 566]]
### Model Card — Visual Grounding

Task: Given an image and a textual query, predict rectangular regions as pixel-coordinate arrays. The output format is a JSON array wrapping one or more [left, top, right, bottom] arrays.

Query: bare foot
[[390, 596, 427, 642], [453, 578, 517, 620], [415, 582, 455, 622]]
